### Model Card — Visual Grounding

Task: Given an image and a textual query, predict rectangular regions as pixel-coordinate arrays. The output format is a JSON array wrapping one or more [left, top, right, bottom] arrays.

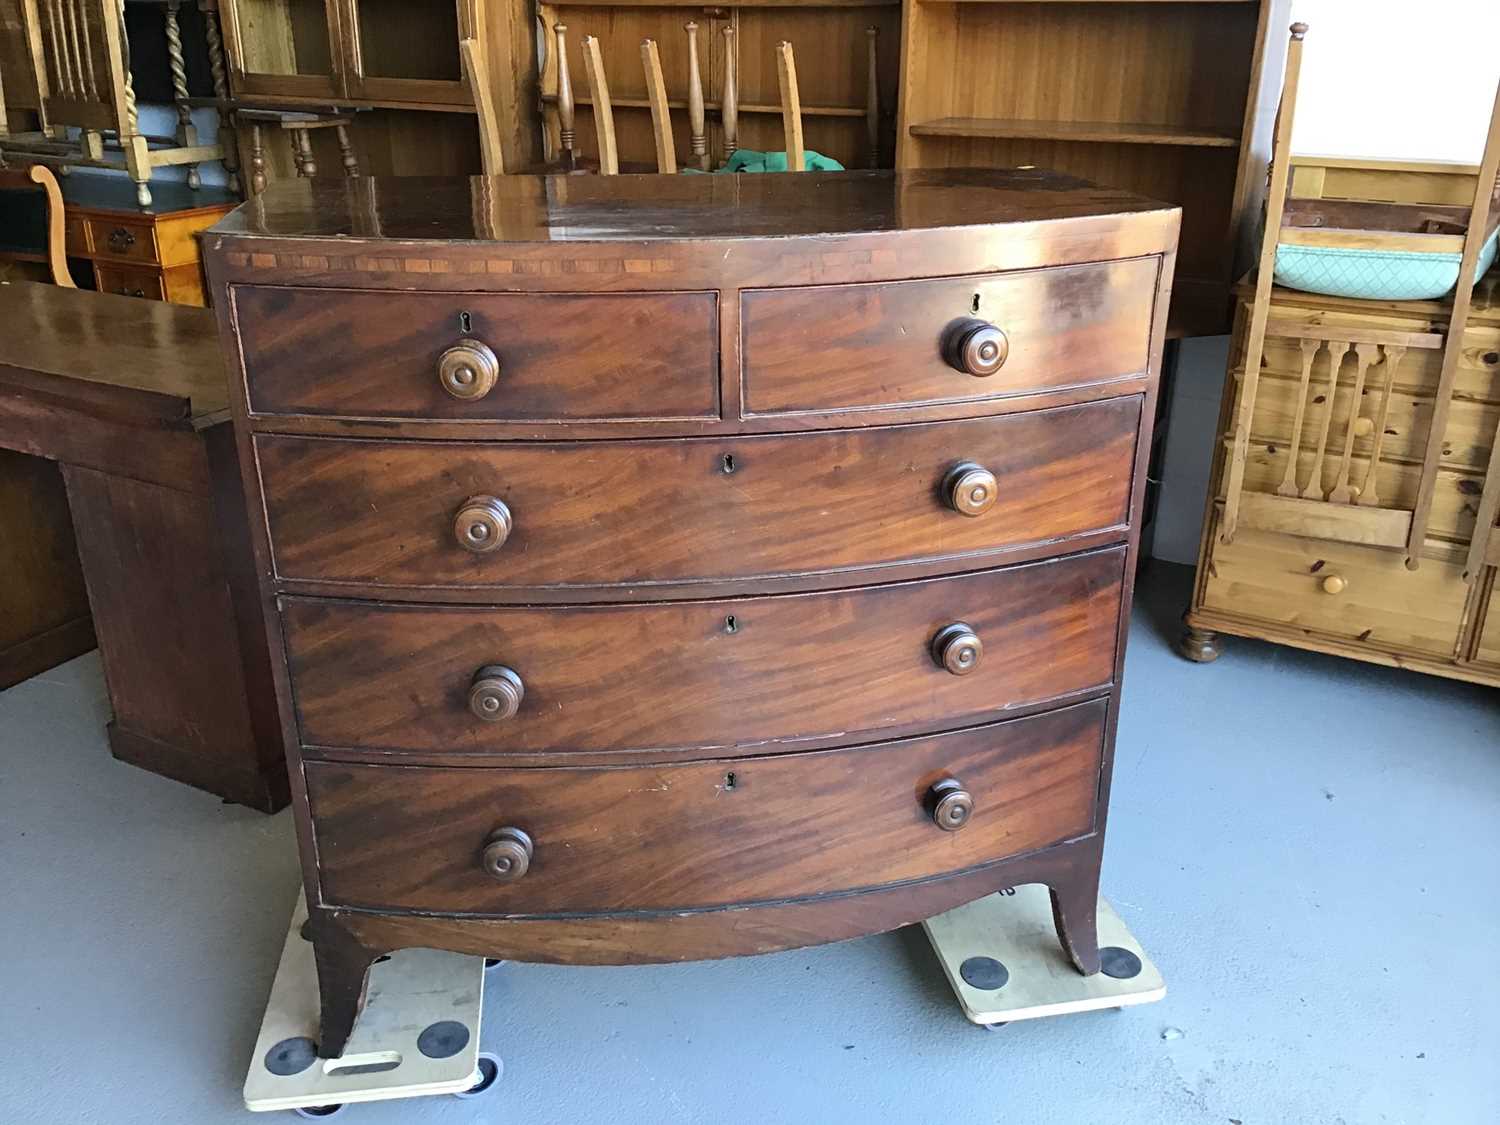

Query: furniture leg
[[200, 0, 240, 193], [115, 0, 152, 206], [336, 123, 359, 177], [308, 913, 385, 1059], [1049, 862, 1102, 976], [554, 22, 574, 169], [720, 26, 737, 161], [685, 21, 706, 171], [249, 123, 267, 194], [1177, 622, 1221, 663], [292, 126, 316, 178]]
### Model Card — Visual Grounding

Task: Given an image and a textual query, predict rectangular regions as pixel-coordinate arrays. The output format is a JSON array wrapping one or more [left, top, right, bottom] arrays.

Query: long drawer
[[281, 547, 1124, 757], [306, 699, 1106, 915], [256, 398, 1140, 590], [740, 258, 1158, 417], [233, 286, 719, 422]]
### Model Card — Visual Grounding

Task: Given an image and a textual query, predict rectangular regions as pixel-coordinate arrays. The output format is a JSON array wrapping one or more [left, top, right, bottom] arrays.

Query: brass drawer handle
[[108, 226, 136, 250], [468, 664, 524, 721], [454, 495, 512, 553], [438, 339, 500, 400], [926, 777, 974, 831], [943, 461, 998, 517], [481, 826, 533, 882], [932, 622, 982, 675], [944, 318, 1009, 377]]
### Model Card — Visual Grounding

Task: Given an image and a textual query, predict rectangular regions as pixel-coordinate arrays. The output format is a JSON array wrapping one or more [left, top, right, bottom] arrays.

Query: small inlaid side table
[[0, 282, 286, 811]]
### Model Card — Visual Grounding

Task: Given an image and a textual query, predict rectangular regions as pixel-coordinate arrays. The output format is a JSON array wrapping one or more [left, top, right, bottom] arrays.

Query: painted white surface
[[1151, 1, 1500, 564]]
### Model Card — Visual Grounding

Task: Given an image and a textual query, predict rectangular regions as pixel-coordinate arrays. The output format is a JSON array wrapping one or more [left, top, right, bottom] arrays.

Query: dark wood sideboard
[[0, 283, 286, 811], [204, 170, 1180, 1057]]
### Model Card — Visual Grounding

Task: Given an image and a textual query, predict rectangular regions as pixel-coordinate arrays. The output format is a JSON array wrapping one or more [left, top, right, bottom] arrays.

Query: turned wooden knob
[[1352, 416, 1374, 437], [926, 777, 974, 831], [1321, 574, 1347, 595], [932, 622, 982, 675], [944, 318, 1009, 377], [480, 827, 533, 882], [438, 339, 500, 400], [943, 461, 999, 517], [454, 496, 512, 554], [469, 665, 524, 721]]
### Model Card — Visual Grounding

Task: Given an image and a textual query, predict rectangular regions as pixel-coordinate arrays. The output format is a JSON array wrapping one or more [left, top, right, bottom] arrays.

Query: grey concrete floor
[[2, 563, 1497, 1125]]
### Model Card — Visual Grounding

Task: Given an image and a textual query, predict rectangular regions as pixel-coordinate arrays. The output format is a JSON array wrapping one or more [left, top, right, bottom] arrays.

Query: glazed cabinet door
[[220, 0, 345, 100], [337, 0, 474, 106]]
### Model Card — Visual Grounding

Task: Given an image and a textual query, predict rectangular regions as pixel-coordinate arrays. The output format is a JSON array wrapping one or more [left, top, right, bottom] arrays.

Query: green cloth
[[681, 149, 845, 174]]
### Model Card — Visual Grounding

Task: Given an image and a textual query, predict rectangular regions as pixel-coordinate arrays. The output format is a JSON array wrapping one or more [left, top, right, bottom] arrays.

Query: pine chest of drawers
[[205, 170, 1179, 1057]]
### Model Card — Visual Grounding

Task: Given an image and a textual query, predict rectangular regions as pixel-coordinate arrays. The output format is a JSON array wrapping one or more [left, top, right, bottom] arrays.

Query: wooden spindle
[[685, 21, 707, 171], [165, 1, 193, 135], [74, 0, 97, 97], [641, 38, 676, 174], [554, 23, 575, 167], [865, 27, 879, 169], [1276, 337, 1321, 497], [292, 126, 316, 177], [1358, 345, 1404, 508], [1300, 340, 1346, 501], [47, 0, 72, 97], [249, 123, 268, 194], [1328, 343, 1378, 504], [201, 0, 240, 192], [336, 122, 359, 177], [721, 26, 738, 161], [64, 0, 86, 97], [582, 35, 618, 175], [777, 41, 804, 172]]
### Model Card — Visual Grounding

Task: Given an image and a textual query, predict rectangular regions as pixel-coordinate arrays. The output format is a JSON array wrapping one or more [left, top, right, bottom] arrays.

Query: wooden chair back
[[26, 0, 132, 136], [581, 36, 617, 175], [776, 41, 804, 171], [0, 162, 76, 287], [460, 38, 505, 175], [1221, 22, 1500, 576]]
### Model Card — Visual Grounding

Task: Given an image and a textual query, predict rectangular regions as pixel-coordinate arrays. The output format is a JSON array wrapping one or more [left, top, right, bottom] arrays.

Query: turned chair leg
[[1049, 864, 1102, 976], [308, 917, 383, 1059], [1178, 618, 1222, 664], [336, 123, 360, 177], [249, 124, 268, 194], [292, 127, 317, 178]]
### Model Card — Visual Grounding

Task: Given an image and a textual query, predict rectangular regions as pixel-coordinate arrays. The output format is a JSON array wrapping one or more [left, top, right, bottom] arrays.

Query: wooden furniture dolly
[[205, 168, 1179, 1058], [0, 281, 286, 810]]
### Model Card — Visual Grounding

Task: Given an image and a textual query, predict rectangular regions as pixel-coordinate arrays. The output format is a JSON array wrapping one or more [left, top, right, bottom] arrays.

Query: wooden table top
[[0, 282, 228, 429]]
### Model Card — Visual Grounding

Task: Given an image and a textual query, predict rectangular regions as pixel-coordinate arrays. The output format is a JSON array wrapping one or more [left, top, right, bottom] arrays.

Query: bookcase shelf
[[907, 117, 1241, 148]]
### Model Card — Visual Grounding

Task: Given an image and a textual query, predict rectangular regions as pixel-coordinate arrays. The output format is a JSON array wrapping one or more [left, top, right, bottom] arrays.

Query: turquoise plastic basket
[[1273, 227, 1500, 301]]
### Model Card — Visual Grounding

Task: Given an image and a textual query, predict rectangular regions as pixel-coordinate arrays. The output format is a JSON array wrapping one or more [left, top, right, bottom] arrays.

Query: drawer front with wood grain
[[94, 264, 167, 301], [281, 547, 1125, 757], [86, 217, 158, 265], [307, 699, 1107, 915], [1201, 516, 1467, 657], [740, 258, 1158, 416], [256, 397, 1141, 590], [233, 287, 720, 422]]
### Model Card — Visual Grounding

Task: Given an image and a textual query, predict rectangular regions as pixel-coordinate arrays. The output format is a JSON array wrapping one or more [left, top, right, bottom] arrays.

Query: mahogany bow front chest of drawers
[[205, 170, 1179, 1057]]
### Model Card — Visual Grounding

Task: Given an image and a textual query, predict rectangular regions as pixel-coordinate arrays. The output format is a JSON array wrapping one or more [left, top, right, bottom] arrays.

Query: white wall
[[1150, 0, 1500, 565]]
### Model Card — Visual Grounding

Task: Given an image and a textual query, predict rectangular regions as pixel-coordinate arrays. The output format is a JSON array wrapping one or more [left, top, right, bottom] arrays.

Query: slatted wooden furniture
[[0, 280, 286, 810], [204, 170, 1179, 1058], [895, 0, 1291, 339], [0, 0, 227, 205], [215, 0, 536, 179], [538, 0, 893, 173]]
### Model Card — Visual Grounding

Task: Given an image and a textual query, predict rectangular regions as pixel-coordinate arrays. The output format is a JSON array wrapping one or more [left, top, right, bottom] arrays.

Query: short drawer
[[306, 699, 1106, 915], [94, 264, 166, 301], [257, 397, 1141, 589], [281, 547, 1124, 757], [87, 217, 158, 265], [740, 258, 1158, 416], [1201, 515, 1466, 657], [233, 287, 719, 422]]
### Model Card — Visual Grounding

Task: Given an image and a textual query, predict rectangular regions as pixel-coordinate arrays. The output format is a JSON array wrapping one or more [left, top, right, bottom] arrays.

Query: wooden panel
[[234, 285, 719, 422], [1475, 573, 1500, 667], [85, 216, 159, 266], [0, 448, 93, 689], [740, 258, 1156, 416], [256, 397, 1140, 589], [281, 547, 1125, 757], [307, 699, 1105, 915], [1201, 517, 1467, 658]]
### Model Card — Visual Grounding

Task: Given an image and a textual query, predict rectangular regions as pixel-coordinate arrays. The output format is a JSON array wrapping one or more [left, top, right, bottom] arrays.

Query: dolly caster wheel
[[484, 958, 506, 972], [979, 1022, 1007, 1031], [292, 1104, 344, 1118], [454, 1051, 503, 1099]]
